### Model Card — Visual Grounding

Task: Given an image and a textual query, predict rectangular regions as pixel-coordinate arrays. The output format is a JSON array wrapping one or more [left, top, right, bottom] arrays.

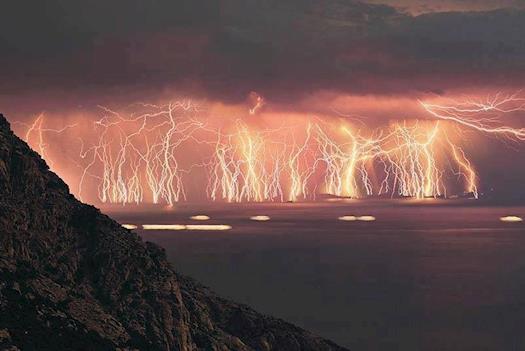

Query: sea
[[108, 200, 525, 351]]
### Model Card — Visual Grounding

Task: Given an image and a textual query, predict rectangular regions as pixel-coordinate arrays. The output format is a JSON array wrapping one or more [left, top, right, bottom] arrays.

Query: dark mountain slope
[[0, 113, 347, 351]]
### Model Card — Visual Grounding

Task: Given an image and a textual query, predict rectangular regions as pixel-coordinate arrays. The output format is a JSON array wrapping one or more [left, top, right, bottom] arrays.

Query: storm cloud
[[1, 0, 525, 103]]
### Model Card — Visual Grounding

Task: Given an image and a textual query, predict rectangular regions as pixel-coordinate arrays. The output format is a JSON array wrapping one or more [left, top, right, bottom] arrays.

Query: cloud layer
[[1, 0, 525, 103]]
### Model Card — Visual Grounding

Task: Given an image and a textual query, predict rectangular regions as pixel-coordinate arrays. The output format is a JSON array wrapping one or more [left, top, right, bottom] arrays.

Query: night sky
[[1, 0, 524, 201]]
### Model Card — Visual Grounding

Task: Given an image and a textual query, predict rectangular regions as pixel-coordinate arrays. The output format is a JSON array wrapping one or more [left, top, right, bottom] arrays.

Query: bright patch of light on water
[[190, 215, 210, 221], [185, 224, 232, 231], [142, 224, 231, 231], [357, 216, 376, 222], [143, 224, 186, 230], [338, 215, 357, 221], [250, 215, 270, 221], [500, 216, 523, 223]]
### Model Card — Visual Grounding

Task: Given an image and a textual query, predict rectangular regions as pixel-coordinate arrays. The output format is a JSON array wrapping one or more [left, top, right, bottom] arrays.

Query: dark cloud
[[365, 0, 525, 14], [1, 0, 525, 103]]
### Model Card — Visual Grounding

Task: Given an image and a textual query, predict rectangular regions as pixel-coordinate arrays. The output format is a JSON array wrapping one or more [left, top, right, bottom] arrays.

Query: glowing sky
[[1, 0, 524, 201]]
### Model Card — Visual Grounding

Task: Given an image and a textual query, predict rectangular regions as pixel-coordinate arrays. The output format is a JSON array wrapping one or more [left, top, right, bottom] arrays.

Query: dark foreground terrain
[[0, 112, 346, 350]]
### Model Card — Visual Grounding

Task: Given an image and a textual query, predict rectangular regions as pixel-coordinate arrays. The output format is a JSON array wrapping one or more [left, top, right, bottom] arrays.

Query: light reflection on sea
[[108, 200, 525, 351]]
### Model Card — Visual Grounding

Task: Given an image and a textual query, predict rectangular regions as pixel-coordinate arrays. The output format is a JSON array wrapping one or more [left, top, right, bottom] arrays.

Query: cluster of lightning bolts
[[14, 114, 78, 169], [76, 101, 207, 205], [420, 91, 525, 141], [16, 92, 525, 205]]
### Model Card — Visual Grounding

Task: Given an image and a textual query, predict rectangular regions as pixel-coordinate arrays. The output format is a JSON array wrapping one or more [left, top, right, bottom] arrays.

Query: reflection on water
[[339, 215, 376, 221], [357, 215, 376, 221], [500, 215, 523, 222], [110, 201, 524, 350], [185, 224, 232, 231], [250, 215, 271, 221], [338, 215, 357, 221], [142, 224, 186, 230], [190, 215, 210, 221], [142, 224, 232, 231]]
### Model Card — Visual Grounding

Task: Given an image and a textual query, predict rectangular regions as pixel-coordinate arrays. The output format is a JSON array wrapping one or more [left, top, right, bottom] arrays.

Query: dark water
[[109, 201, 525, 351]]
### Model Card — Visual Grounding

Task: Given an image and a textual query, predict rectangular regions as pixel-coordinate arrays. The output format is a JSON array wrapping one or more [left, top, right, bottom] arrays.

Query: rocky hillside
[[0, 113, 347, 351]]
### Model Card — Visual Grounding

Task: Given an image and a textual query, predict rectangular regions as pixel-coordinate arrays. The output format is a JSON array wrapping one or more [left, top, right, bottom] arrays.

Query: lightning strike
[[16, 99, 490, 205], [421, 92, 525, 140]]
